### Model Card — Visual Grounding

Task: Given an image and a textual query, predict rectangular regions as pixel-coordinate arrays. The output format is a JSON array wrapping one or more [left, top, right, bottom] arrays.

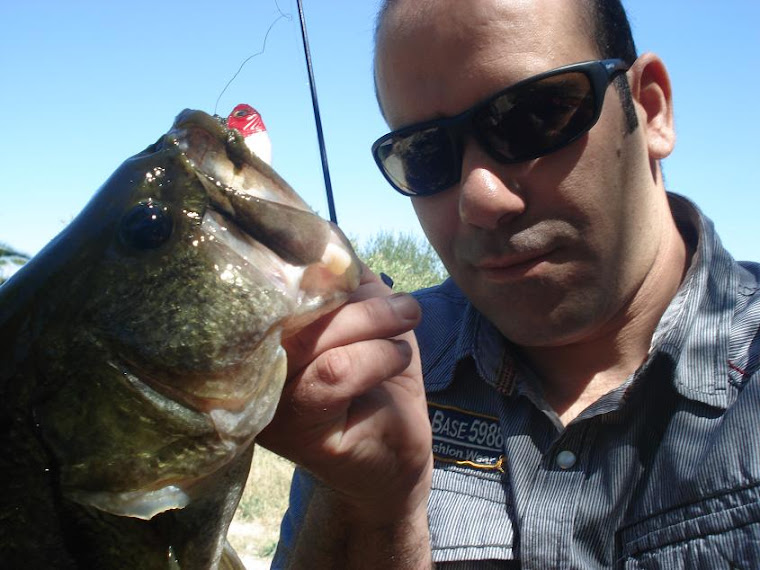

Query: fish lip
[[170, 109, 273, 185], [168, 111, 359, 301], [173, 109, 234, 146], [167, 110, 335, 266], [168, 110, 251, 185], [168, 109, 314, 214]]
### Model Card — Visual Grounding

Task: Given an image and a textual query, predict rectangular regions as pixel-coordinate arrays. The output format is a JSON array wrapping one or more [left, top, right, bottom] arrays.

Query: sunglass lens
[[475, 71, 596, 161], [376, 126, 460, 196]]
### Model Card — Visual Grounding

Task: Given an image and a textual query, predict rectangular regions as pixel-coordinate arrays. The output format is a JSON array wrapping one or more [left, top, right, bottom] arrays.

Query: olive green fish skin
[[0, 110, 361, 568]]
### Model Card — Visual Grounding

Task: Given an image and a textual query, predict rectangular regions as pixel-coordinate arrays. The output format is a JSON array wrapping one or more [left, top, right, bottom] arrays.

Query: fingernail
[[387, 293, 420, 321], [392, 338, 412, 358]]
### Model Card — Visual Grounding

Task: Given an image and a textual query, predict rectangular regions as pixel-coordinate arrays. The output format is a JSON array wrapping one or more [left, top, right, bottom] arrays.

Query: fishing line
[[296, 0, 338, 225], [213, 1, 292, 116], [214, 0, 339, 225]]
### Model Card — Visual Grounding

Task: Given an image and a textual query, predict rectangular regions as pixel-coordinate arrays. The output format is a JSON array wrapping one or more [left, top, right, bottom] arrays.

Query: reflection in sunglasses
[[372, 59, 630, 196], [387, 128, 458, 194]]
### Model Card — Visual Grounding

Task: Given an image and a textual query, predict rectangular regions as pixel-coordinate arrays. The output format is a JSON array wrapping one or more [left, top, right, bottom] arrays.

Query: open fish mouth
[[168, 109, 356, 281]]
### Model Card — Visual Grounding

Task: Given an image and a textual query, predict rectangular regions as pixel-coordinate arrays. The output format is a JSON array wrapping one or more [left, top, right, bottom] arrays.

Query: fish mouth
[[168, 109, 357, 277], [170, 109, 307, 209]]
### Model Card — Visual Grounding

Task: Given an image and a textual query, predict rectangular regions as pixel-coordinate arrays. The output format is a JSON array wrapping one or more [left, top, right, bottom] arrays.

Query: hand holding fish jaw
[[257, 263, 434, 564]]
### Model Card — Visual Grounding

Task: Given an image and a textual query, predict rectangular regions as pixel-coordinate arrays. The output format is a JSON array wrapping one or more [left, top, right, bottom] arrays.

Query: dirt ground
[[229, 520, 275, 569]]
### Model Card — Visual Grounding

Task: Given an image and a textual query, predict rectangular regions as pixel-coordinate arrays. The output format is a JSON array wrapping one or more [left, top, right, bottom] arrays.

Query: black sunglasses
[[372, 59, 630, 197]]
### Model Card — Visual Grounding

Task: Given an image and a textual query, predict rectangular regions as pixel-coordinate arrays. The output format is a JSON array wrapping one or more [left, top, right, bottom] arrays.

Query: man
[[261, 0, 760, 567]]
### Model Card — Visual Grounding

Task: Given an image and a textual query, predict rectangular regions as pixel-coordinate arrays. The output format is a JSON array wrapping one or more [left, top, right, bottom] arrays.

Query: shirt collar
[[417, 278, 512, 391], [647, 193, 739, 408]]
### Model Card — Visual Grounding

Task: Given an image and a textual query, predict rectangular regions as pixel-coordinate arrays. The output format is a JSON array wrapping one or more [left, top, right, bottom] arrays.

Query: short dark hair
[[375, 0, 640, 131], [585, 0, 639, 132], [586, 0, 637, 65]]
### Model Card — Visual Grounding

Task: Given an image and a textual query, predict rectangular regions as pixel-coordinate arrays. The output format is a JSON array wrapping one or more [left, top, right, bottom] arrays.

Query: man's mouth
[[474, 248, 557, 281]]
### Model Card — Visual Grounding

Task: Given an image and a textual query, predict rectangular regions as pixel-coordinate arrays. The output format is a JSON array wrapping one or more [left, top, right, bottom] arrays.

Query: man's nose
[[458, 140, 526, 230]]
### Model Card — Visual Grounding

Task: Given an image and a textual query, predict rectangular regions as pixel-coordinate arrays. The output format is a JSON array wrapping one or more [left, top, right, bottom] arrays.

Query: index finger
[[282, 264, 421, 375]]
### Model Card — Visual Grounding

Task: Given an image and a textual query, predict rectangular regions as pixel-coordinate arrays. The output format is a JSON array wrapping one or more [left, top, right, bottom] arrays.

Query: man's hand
[[257, 263, 433, 567], [259, 262, 432, 524]]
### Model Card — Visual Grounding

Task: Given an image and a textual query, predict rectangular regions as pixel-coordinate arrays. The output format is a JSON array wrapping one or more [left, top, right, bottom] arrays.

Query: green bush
[[353, 231, 448, 292]]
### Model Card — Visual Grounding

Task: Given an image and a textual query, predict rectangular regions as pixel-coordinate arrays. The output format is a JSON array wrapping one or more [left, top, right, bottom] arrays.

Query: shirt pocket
[[618, 484, 760, 569], [428, 463, 517, 564]]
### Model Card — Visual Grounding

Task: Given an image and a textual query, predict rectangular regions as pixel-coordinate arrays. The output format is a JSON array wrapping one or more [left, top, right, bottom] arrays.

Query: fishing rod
[[296, 0, 339, 225]]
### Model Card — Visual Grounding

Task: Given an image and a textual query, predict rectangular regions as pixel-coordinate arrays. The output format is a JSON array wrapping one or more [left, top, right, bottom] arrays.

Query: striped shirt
[[272, 194, 760, 569]]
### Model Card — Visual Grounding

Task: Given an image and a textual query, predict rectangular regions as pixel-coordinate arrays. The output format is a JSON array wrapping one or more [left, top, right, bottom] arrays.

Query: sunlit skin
[[375, 0, 687, 421]]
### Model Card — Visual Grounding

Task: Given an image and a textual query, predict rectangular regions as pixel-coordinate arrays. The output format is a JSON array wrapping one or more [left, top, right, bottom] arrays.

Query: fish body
[[0, 110, 360, 568]]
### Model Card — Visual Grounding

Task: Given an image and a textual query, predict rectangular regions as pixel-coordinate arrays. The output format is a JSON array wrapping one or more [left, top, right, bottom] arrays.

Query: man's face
[[375, 0, 663, 348]]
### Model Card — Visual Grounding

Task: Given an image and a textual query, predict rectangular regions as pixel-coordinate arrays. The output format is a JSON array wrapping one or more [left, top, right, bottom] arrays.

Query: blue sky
[[1, 1, 757, 263]]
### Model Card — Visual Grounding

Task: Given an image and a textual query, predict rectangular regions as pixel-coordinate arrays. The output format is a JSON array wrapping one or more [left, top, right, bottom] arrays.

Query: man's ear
[[628, 52, 675, 160]]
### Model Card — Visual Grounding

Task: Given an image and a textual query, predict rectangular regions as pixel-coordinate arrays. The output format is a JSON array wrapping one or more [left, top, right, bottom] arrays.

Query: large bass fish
[[0, 110, 361, 568]]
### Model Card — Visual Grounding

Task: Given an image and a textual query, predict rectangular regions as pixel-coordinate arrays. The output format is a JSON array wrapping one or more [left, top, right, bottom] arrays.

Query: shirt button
[[556, 450, 577, 469]]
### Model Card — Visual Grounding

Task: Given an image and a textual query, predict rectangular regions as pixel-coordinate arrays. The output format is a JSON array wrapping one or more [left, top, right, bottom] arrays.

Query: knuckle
[[356, 295, 391, 325], [313, 347, 353, 386]]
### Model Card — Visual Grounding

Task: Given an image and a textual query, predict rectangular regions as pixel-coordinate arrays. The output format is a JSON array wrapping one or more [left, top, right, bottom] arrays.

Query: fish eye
[[119, 200, 173, 250], [234, 109, 249, 118]]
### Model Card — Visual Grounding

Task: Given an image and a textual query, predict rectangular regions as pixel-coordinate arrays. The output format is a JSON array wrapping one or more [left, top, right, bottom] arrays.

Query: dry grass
[[228, 445, 295, 561]]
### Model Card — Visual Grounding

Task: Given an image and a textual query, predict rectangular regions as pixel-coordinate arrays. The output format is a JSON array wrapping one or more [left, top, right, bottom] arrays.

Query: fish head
[[85, 109, 359, 412], [21, 110, 360, 521]]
